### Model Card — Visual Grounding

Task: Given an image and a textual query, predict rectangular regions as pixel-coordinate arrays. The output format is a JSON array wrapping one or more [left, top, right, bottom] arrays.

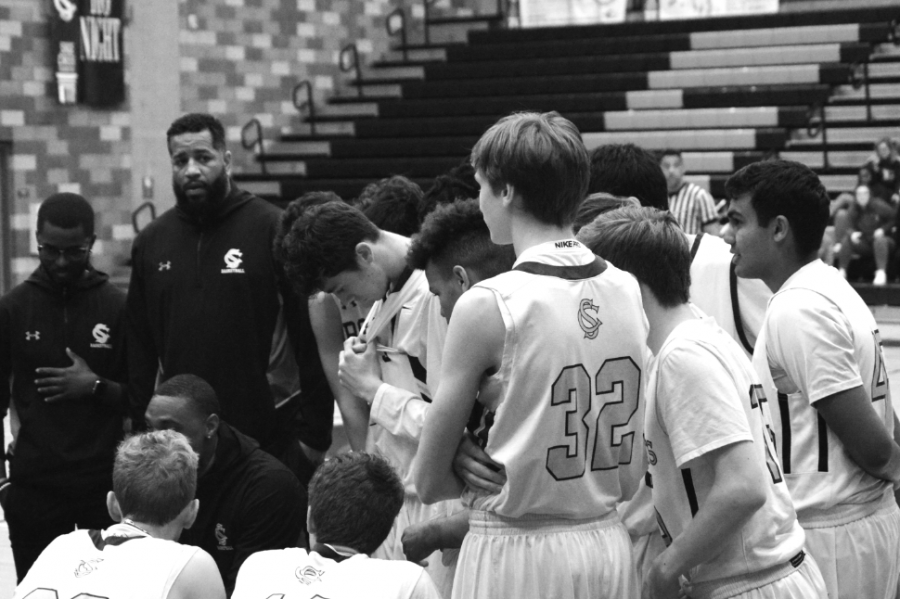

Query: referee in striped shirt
[[661, 149, 721, 236]]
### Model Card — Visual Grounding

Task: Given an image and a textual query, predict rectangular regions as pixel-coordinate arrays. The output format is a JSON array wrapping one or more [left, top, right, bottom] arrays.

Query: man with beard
[[0, 192, 127, 579], [126, 113, 331, 489]]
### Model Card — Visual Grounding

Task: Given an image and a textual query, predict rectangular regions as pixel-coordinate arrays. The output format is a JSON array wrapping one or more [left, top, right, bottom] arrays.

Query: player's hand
[[345, 335, 368, 355], [402, 520, 439, 565], [35, 348, 96, 403], [339, 337, 383, 403], [851, 231, 863, 244], [452, 432, 506, 494], [643, 555, 681, 599]]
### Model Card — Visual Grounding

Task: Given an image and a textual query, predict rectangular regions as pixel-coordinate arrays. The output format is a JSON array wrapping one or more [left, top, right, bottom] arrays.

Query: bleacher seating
[[233, 5, 900, 206]]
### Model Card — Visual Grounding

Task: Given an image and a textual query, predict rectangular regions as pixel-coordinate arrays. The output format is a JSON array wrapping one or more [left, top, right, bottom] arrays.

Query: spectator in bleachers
[[660, 149, 721, 235], [834, 184, 896, 285], [865, 137, 900, 201], [355, 176, 424, 237]]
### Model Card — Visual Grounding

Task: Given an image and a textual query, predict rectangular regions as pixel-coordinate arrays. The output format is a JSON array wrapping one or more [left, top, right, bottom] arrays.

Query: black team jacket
[[181, 421, 305, 596], [0, 266, 126, 494], [126, 184, 333, 453]]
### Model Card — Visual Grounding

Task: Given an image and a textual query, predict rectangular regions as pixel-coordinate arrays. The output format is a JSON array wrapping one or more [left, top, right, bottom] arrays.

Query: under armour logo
[[224, 249, 243, 269], [158, 261, 171, 271], [93, 323, 110, 344], [25, 331, 40, 341], [577, 298, 602, 340]]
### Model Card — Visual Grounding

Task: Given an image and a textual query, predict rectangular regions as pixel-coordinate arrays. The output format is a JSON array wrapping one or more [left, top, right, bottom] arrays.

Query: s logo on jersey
[[91, 323, 112, 348], [295, 565, 325, 586], [577, 298, 602, 340], [221, 249, 245, 274], [215, 523, 233, 550], [74, 558, 103, 578]]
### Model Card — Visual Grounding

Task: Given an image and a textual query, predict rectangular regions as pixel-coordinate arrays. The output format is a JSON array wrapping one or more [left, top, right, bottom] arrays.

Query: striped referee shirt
[[669, 182, 718, 235]]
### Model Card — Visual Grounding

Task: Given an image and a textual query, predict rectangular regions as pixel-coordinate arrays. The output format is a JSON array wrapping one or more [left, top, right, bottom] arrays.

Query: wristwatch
[[92, 378, 107, 398]]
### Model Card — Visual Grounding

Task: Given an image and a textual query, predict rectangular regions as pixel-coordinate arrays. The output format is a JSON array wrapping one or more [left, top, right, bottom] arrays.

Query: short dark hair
[[576, 206, 691, 308], [660, 149, 682, 161], [113, 430, 198, 527], [359, 176, 424, 237], [274, 192, 344, 265], [154, 374, 220, 419], [587, 144, 669, 210], [573, 193, 641, 234], [166, 113, 227, 153], [725, 159, 829, 256], [407, 199, 516, 280], [279, 201, 380, 296], [471, 111, 589, 228], [308, 452, 404, 554], [37, 192, 95, 236], [418, 160, 480, 220]]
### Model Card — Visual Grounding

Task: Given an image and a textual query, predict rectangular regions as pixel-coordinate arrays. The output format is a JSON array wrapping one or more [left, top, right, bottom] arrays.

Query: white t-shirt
[[647, 317, 805, 584], [463, 240, 649, 519], [232, 548, 440, 599], [753, 259, 894, 514], [14, 525, 202, 599]]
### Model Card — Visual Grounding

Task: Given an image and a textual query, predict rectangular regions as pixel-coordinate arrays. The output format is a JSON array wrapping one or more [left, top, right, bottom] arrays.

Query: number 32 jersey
[[463, 240, 648, 519]]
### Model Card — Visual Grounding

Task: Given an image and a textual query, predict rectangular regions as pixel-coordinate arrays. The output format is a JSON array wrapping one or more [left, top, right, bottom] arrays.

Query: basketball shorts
[[452, 509, 637, 599], [686, 551, 826, 599], [800, 490, 900, 599]]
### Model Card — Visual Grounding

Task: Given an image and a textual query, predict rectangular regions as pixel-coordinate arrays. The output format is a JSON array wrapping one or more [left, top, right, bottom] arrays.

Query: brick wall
[[0, 0, 133, 282]]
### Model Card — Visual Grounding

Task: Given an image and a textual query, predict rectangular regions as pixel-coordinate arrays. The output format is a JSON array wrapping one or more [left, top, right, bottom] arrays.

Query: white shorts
[[686, 552, 826, 599], [373, 494, 459, 599], [631, 531, 667, 589], [452, 510, 638, 599], [800, 491, 900, 599]]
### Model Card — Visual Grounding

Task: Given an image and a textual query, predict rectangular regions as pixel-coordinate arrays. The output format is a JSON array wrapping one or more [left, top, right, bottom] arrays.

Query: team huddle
[[9, 111, 900, 599]]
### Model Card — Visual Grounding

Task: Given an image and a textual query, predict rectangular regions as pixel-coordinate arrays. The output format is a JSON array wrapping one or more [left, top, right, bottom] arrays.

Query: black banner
[[50, 0, 125, 107]]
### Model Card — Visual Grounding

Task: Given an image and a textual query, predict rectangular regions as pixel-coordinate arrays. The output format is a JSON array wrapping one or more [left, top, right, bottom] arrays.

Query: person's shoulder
[[134, 206, 183, 244], [170, 546, 226, 599], [0, 277, 39, 308]]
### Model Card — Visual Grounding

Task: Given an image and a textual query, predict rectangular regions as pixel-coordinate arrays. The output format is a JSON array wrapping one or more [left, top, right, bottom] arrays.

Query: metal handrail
[[293, 80, 316, 137], [422, 0, 440, 45], [806, 103, 829, 169], [241, 118, 267, 174], [339, 43, 363, 98], [386, 8, 408, 62], [850, 60, 873, 122], [131, 201, 156, 234]]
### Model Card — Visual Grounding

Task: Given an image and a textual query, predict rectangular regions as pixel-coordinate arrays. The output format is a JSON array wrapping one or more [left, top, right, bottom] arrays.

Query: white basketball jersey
[[332, 295, 368, 340], [688, 233, 770, 357], [753, 260, 894, 513], [232, 548, 440, 599], [646, 317, 805, 584], [462, 240, 648, 519], [14, 526, 200, 599], [365, 269, 447, 493]]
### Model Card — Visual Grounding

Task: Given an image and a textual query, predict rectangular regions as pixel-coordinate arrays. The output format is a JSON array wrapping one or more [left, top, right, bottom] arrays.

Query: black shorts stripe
[[778, 393, 792, 474]]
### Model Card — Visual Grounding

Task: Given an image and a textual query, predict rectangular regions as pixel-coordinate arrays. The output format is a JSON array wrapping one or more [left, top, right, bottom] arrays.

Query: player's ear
[[772, 215, 790, 244], [500, 183, 516, 208], [182, 499, 200, 530], [355, 242, 375, 266], [453, 265, 471, 291], [205, 413, 220, 439], [107, 491, 122, 522], [306, 507, 316, 536]]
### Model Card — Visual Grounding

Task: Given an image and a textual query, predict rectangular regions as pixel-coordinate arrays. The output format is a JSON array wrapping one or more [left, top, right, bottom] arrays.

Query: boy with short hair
[[724, 159, 900, 599], [414, 112, 647, 599], [233, 452, 440, 599], [14, 430, 225, 599], [278, 201, 454, 595], [583, 206, 825, 599]]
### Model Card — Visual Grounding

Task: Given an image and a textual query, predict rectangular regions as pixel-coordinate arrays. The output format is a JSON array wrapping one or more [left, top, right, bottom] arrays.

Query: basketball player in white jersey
[[586, 206, 825, 599], [415, 112, 647, 599], [14, 430, 224, 599], [233, 452, 439, 599], [574, 143, 772, 588], [723, 159, 900, 599], [278, 201, 455, 597], [401, 198, 516, 562]]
